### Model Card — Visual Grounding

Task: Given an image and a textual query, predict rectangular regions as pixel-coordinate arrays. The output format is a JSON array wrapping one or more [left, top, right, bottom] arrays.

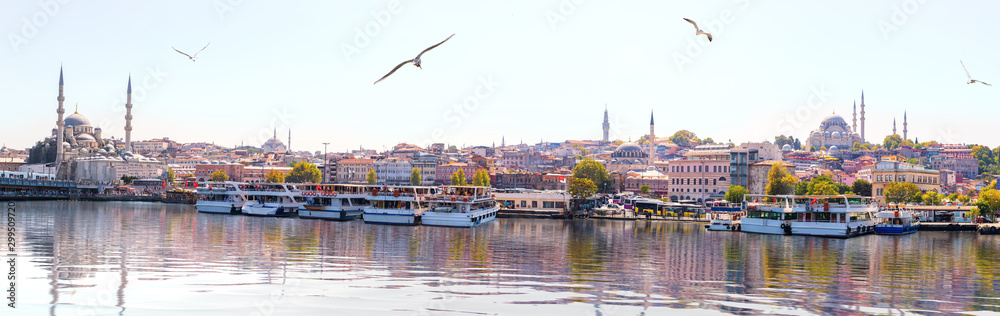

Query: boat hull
[[707, 221, 740, 231], [363, 212, 419, 225], [422, 207, 499, 227], [875, 224, 919, 235], [241, 204, 298, 216], [196, 202, 241, 214], [739, 219, 789, 235], [299, 208, 363, 220]]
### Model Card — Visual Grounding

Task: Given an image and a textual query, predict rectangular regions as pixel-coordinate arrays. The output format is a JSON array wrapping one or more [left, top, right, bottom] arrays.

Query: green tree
[[639, 185, 651, 195], [958, 195, 970, 203], [922, 190, 942, 206], [26, 138, 57, 164], [568, 177, 597, 200], [724, 185, 748, 204], [853, 141, 862, 151], [451, 169, 467, 186], [573, 158, 611, 192], [120, 175, 137, 185], [670, 130, 698, 147], [210, 170, 229, 182], [765, 163, 797, 195], [794, 181, 808, 195], [806, 176, 839, 195], [366, 168, 377, 185], [974, 187, 1000, 221], [410, 167, 421, 186], [852, 179, 872, 196], [702, 137, 715, 144], [883, 134, 903, 150], [265, 169, 286, 183], [883, 182, 920, 204], [166, 168, 175, 183], [286, 161, 321, 183], [906, 158, 920, 165], [947, 193, 960, 202], [472, 169, 491, 187]]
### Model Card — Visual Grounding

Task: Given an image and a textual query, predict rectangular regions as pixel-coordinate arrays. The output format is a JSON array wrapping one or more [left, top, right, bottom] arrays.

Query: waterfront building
[[334, 158, 375, 184], [494, 172, 542, 189], [494, 190, 569, 211], [411, 153, 439, 186], [624, 166, 670, 196], [667, 144, 731, 202], [194, 161, 244, 182], [76, 154, 166, 182], [930, 147, 977, 179], [729, 148, 760, 188], [865, 156, 940, 203], [740, 142, 780, 161], [242, 166, 292, 183], [374, 157, 412, 185], [435, 162, 481, 185]]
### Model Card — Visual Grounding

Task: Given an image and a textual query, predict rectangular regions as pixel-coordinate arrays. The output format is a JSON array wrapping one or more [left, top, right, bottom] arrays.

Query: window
[[532, 201, 538, 208]]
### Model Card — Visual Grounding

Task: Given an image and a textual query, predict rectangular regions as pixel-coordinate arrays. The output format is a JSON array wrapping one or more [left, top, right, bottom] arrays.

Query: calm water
[[9, 201, 1000, 315]]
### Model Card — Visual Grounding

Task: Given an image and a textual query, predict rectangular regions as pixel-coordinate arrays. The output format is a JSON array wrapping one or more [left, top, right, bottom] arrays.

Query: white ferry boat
[[706, 200, 744, 231], [363, 185, 437, 225], [298, 184, 369, 220], [195, 182, 248, 214], [422, 186, 500, 227], [241, 183, 304, 216], [744, 195, 878, 238], [875, 208, 920, 235]]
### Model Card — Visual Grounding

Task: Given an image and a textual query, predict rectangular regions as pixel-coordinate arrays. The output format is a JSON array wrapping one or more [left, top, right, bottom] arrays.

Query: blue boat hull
[[875, 224, 919, 235]]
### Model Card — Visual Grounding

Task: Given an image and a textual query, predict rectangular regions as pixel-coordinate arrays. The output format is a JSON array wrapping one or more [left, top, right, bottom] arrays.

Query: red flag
[[194, 182, 198, 188], [162, 180, 166, 189], [184, 180, 189, 187]]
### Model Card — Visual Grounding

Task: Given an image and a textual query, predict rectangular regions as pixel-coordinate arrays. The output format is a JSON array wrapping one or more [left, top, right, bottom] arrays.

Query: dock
[[917, 222, 978, 231]]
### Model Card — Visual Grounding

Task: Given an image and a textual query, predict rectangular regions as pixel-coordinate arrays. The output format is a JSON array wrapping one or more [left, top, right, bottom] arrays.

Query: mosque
[[804, 91, 906, 152]]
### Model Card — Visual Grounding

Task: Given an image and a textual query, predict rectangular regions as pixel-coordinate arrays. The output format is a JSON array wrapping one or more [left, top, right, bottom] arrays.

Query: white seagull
[[961, 60, 991, 86], [173, 42, 211, 62], [374, 34, 454, 84], [683, 18, 713, 42]]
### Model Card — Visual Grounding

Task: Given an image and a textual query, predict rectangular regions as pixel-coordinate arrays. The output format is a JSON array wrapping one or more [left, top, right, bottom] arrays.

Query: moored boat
[[363, 185, 436, 225], [743, 195, 878, 238], [195, 182, 248, 214], [875, 208, 920, 235], [422, 186, 499, 227], [241, 183, 303, 216], [706, 200, 744, 231], [298, 184, 369, 220]]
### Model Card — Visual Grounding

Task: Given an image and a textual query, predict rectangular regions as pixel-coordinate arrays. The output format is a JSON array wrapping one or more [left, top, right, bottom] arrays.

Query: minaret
[[602, 104, 610, 142], [903, 111, 908, 140], [124, 75, 133, 153], [287, 129, 291, 153], [55, 66, 66, 166], [648, 110, 655, 166], [860, 90, 866, 143], [852, 101, 857, 133], [893, 118, 897, 135]]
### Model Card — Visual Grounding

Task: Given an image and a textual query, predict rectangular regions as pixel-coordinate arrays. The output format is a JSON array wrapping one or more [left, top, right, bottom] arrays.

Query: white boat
[[422, 186, 500, 227], [241, 183, 304, 216], [744, 195, 878, 238], [706, 200, 744, 231], [195, 182, 248, 214], [297, 184, 369, 220], [875, 208, 920, 235], [363, 185, 437, 225]]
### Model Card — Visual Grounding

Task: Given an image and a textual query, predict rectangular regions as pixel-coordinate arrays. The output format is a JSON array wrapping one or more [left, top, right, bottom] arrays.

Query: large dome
[[262, 137, 287, 153], [615, 142, 642, 152], [821, 113, 846, 125], [65, 112, 91, 127]]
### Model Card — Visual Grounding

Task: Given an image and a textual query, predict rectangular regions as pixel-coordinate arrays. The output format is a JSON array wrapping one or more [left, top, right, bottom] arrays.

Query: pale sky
[[1, 0, 997, 153]]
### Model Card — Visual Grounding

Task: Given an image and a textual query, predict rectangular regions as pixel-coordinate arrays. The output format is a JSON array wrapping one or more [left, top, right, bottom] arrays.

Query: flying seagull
[[683, 18, 713, 42], [173, 42, 211, 61], [961, 60, 991, 86], [374, 34, 454, 84]]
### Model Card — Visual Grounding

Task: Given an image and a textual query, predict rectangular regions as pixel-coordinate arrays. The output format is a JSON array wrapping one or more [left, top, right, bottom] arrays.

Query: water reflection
[[13, 201, 1000, 315]]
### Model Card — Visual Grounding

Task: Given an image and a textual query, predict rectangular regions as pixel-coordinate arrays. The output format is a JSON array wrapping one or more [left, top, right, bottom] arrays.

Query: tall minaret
[[124, 75, 133, 153], [648, 110, 655, 166], [893, 118, 897, 135], [903, 111, 908, 140], [287, 129, 291, 153], [852, 101, 857, 133], [860, 90, 866, 143], [55, 66, 66, 165], [602, 104, 610, 142]]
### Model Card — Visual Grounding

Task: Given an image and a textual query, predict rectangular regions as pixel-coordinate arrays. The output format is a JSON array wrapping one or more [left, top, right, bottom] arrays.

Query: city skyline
[[2, 1, 998, 153]]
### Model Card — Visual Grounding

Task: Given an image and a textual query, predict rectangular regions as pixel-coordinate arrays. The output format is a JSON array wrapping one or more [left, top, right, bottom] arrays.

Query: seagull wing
[[683, 18, 700, 31], [374, 59, 414, 84], [192, 42, 211, 57], [697, 31, 713, 42], [416, 34, 454, 59], [961, 60, 973, 80], [173, 47, 193, 59], [981, 81, 992, 86]]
